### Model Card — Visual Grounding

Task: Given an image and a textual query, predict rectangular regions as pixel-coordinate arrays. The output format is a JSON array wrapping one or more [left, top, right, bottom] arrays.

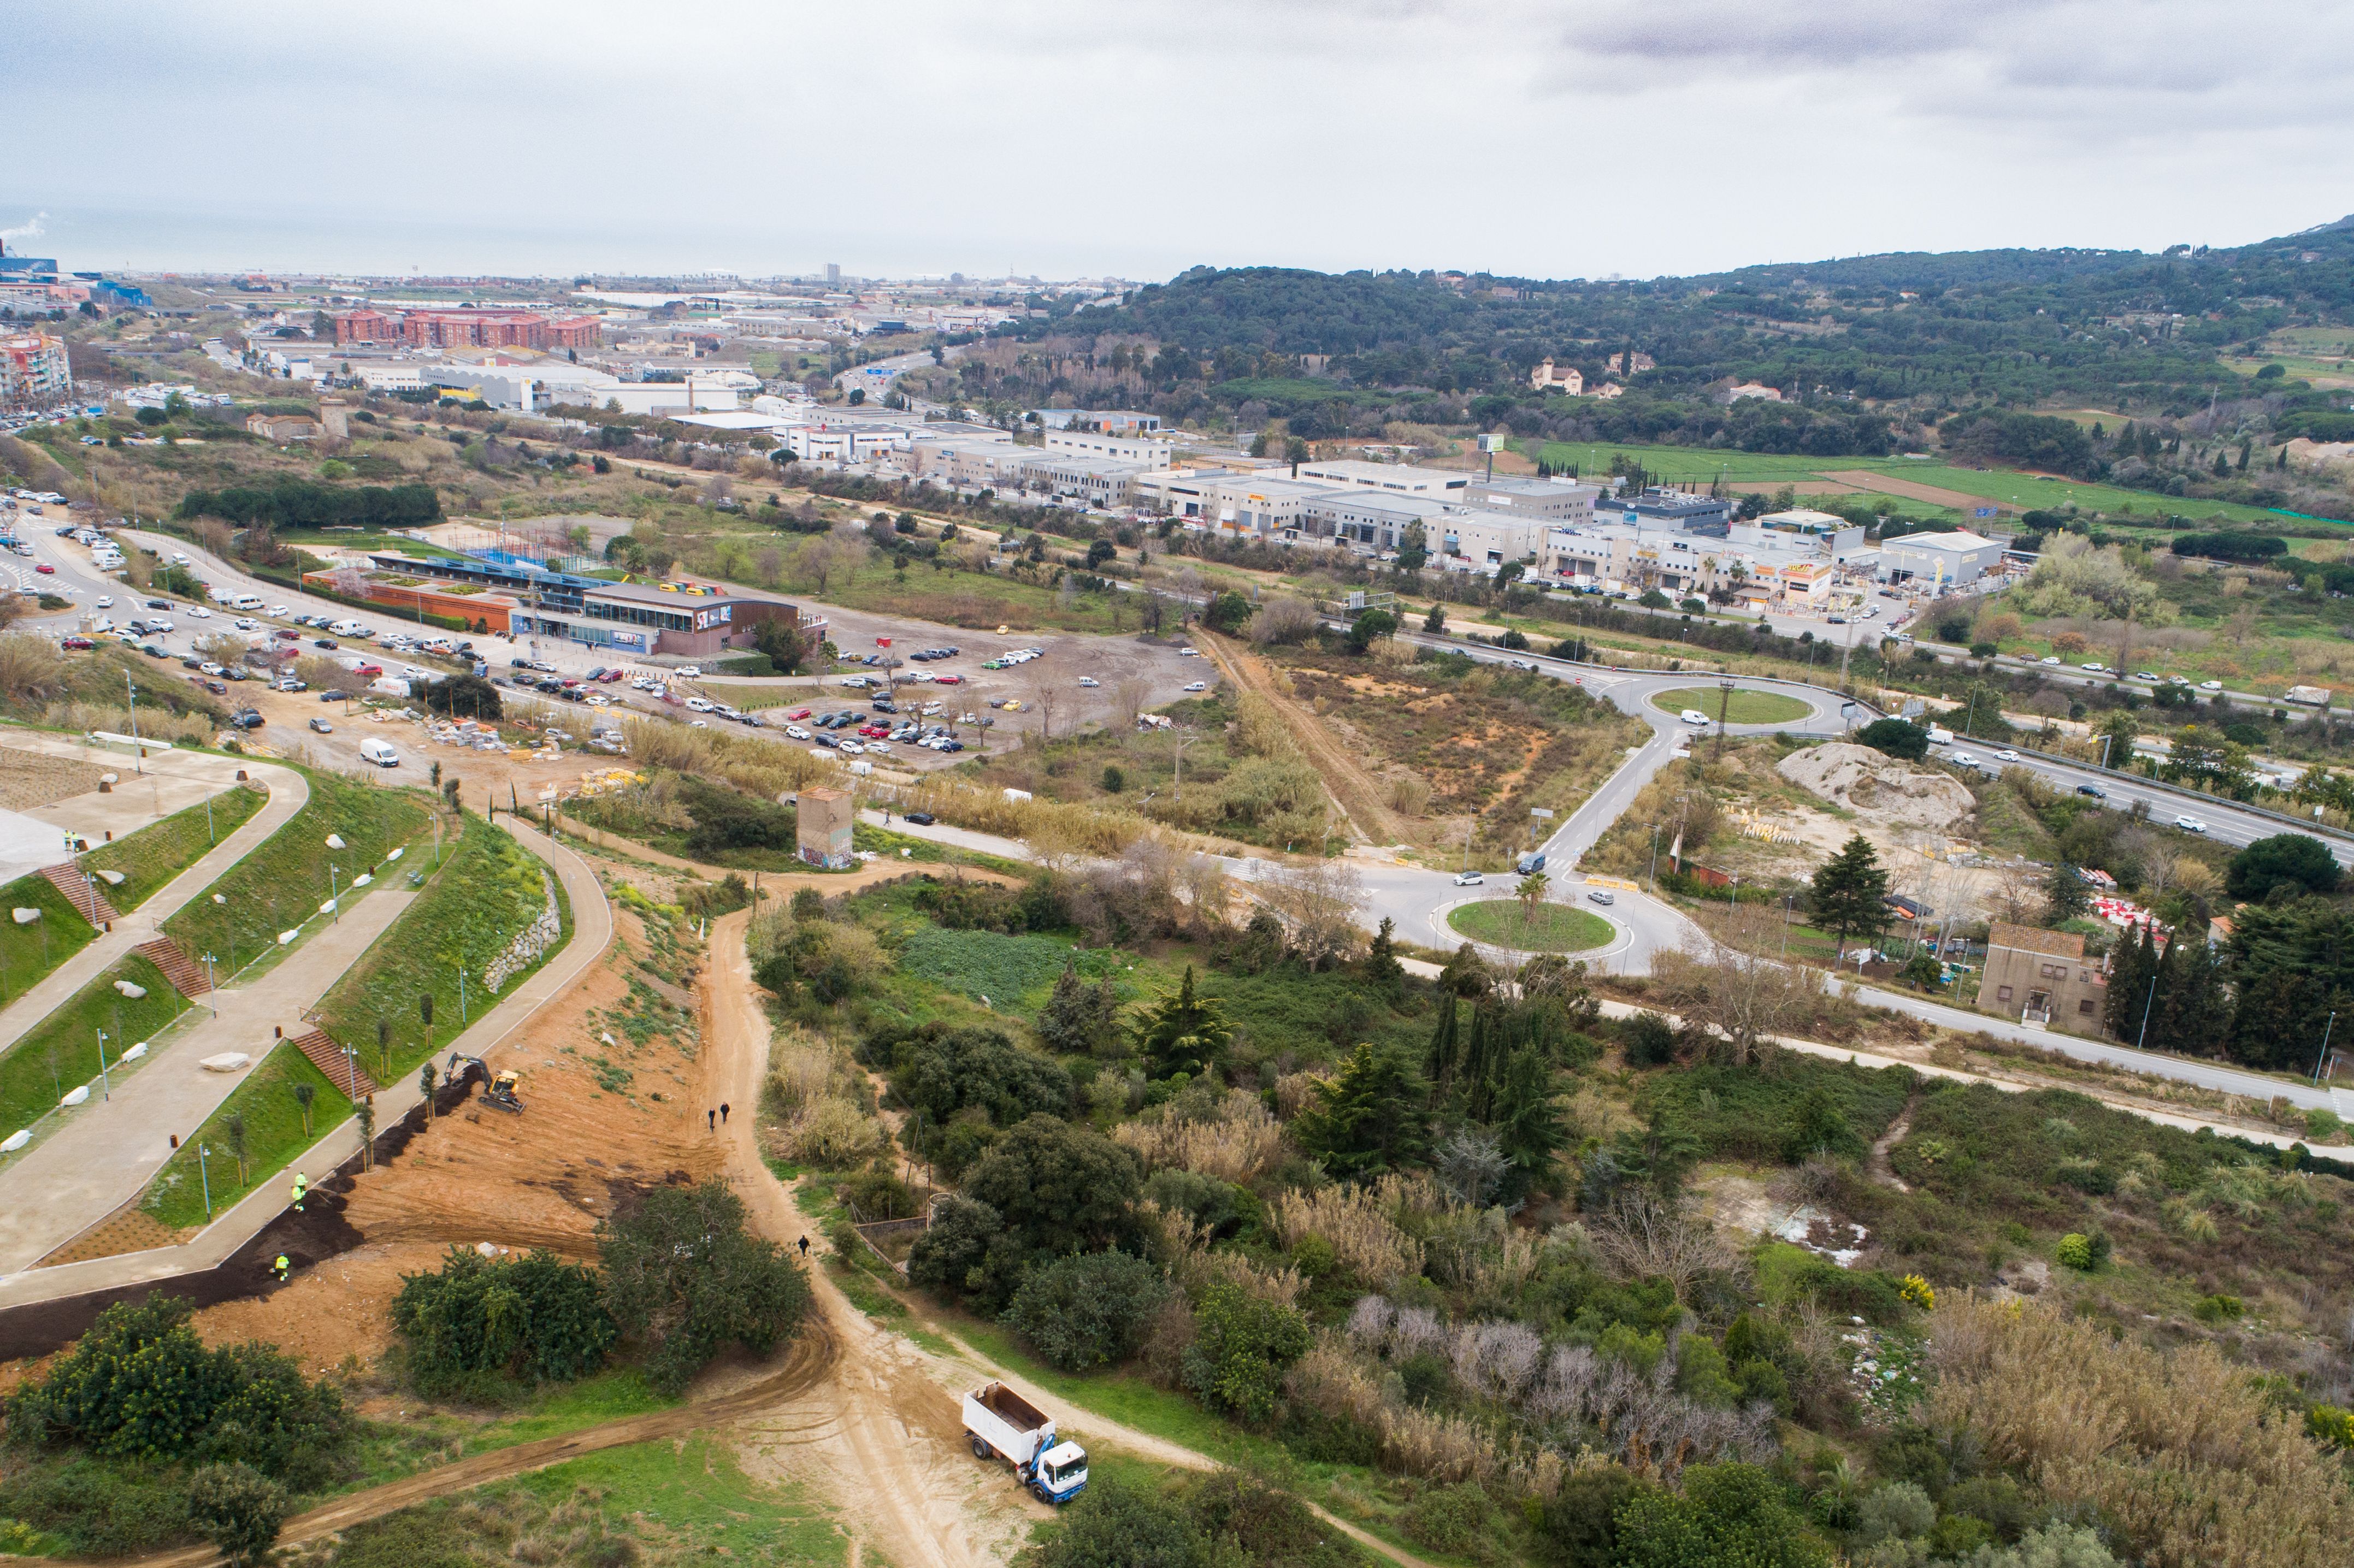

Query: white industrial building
[[1880, 530, 2003, 588]]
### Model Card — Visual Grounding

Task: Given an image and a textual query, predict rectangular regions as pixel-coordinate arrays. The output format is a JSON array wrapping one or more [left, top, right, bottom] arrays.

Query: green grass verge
[[312, 814, 568, 1081], [1647, 685, 1814, 725], [1447, 900, 1615, 954], [160, 768, 428, 975], [139, 1037, 356, 1228], [509, 1435, 847, 1565], [346, 1369, 679, 1489], [0, 872, 96, 1007], [0, 955, 189, 1140], [81, 784, 266, 911]]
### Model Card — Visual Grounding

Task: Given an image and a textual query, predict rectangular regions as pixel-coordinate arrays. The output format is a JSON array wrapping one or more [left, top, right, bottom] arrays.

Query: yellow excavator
[[443, 1052, 524, 1115]]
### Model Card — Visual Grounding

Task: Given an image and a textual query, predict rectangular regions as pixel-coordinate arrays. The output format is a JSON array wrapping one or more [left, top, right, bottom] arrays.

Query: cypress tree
[[1424, 995, 1460, 1092], [2108, 925, 2158, 1044]]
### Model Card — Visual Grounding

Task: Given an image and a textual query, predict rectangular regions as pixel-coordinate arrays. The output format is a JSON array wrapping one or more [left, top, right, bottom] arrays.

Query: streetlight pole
[[1714, 672, 1734, 760], [126, 672, 142, 774], [328, 865, 341, 923], [95, 1028, 110, 1100], [201, 951, 218, 1016], [199, 1144, 213, 1220], [2313, 1010, 2338, 1085], [2134, 963, 2161, 1051]]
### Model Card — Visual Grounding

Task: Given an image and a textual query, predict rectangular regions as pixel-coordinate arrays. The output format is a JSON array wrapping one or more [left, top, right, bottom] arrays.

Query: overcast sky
[[5, 0, 2348, 283]]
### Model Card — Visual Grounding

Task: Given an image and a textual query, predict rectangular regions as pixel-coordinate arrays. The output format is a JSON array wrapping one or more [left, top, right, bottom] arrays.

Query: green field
[[1648, 685, 1814, 724], [80, 785, 266, 911], [160, 768, 428, 978], [1447, 900, 1615, 954], [0, 955, 189, 1142]]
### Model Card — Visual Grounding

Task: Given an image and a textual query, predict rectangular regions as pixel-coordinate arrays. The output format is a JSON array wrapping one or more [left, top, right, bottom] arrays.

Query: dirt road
[[1195, 631, 1400, 847]]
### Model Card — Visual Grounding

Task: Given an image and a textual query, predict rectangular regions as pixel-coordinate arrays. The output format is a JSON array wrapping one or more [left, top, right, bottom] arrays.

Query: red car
[[32, 564, 54, 575], [786, 707, 812, 720], [352, 662, 384, 678], [933, 673, 961, 685], [61, 636, 94, 650]]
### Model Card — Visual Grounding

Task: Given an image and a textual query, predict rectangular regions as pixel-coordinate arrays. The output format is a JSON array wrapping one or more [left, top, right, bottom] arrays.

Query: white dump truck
[[961, 1382, 1088, 1505]]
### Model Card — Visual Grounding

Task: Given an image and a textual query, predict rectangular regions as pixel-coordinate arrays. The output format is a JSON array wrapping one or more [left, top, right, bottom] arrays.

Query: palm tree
[[292, 1082, 314, 1138], [1516, 871, 1550, 928]]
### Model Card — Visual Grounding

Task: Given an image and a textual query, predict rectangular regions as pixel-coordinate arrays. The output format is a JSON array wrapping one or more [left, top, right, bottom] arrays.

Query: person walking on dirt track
[[798, 1235, 809, 1258], [291, 1171, 307, 1212], [272, 1254, 290, 1282], [721, 1102, 730, 1125], [707, 1108, 716, 1132]]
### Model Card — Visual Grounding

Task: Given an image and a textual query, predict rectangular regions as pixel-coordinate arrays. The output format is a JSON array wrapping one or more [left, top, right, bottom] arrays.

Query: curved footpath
[[0, 816, 612, 1309]]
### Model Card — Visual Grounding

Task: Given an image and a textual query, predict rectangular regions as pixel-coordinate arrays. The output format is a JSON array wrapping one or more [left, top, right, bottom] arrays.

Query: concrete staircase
[[131, 937, 210, 997], [40, 864, 119, 926], [288, 1029, 378, 1098]]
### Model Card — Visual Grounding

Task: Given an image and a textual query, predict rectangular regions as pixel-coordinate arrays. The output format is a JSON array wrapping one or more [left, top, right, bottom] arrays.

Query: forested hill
[[991, 216, 2354, 429]]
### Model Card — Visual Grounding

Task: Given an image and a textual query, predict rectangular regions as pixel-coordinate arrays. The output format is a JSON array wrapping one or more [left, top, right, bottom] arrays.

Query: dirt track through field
[[1196, 632, 1399, 847], [1817, 470, 2011, 513]]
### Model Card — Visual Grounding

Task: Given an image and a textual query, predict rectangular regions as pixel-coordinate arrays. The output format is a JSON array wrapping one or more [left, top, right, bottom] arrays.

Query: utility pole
[[2314, 1011, 2338, 1084], [1172, 723, 1196, 802], [126, 672, 143, 775], [1713, 672, 1733, 760]]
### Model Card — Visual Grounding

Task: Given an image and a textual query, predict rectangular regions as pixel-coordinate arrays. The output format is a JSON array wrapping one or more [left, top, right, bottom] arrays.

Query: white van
[[1926, 724, 1954, 745], [328, 619, 365, 637], [358, 737, 400, 768], [1679, 709, 1711, 727], [223, 593, 264, 612]]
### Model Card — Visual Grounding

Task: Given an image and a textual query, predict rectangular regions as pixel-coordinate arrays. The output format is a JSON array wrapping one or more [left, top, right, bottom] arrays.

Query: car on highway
[[2039, 655, 2060, 665], [1996, 749, 2019, 762], [2199, 680, 2223, 692], [2076, 784, 2105, 799], [1586, 889, 1615, 906], [315, 638, 338, 649], [2174, 816, 2208, 834], [2079, 662, 2105, 672], [2132, 671, 2158, 682], [1950, 752, 1976, 767], [1454, 869, 1484, 886]]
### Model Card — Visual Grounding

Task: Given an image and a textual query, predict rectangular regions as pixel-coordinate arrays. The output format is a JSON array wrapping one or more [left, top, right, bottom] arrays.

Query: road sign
[[1973, 507, 1996, 519], [1530, 807, 1555, 820]]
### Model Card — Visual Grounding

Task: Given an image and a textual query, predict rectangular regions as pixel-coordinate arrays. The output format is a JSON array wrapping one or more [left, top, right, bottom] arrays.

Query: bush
[[887, 1023, 1073, 1127], [184, 1463, 288, 1568], [964, 1114, 1141, 1253], [1405, 1481, 1503, 1561], [1535, 1465, 1647, 1566], [422, 672, 502, 720], [907, 1196, 1003, 1299], [390, 1246, 615, 1396], [2055, 1232, 2096, 1270], [5, 1297, 344, 1483], [1016, 1474, 1202, 1568], [1001, 1251, 1169, 1371], [599, 1180, 810, 1395], [1612, 1462, 1830, 1568], [1855, 718, 1930, 761], [2227, 833, 2340, 900], [1181, 1280, 1312, 1423]]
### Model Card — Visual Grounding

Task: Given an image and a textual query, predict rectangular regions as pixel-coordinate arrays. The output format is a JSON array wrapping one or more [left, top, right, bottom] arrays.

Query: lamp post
[[95, 1028, 110, 1101], [126, 672, 143, 775], [200, 951, 219, 1016], [327, 865, 341, 924], [198, 1144, 213, 1220], [2313, 1010, 2339, 1085]]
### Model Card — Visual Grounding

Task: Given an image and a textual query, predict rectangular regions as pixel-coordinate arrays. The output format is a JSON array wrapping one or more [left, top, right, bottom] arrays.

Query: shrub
[[5, 1297, 343, 1482], [963, 1114, 1141, 1253], [907, 1196, 1002, 1298], [2227, 833, 2340, 900], [1535, 1464, 1647, 1566], [391, 1246, 614, 1395], [1854, 1480, 1936, 1546], [1404, 1481, 1503, 1561], [1016, 1474, 1201, 1568], [884, 1023, 1073, 1127], [184, 1463, 288, 1568], [2054, 1231, 2110, 1272], [1182, 1280, 1313, 1423], [1612, 1462, 1830, 1568], [788, 1097, 884, 1168], [599, 1180, 810, 1395], [1001, 1251, 1169, 1371], [1856, 718, 1930, 760]]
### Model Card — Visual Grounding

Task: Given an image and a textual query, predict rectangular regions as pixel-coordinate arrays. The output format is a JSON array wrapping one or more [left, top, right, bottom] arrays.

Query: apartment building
[[1979, 922, 2108, 1036], [0, 332, 71, 410], [1042, 428, 1172, 468]]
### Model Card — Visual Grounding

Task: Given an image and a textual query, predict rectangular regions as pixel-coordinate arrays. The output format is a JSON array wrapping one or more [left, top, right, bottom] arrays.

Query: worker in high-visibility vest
[[291, 1171, 307, 1212], [272, 1254, 290, 1282]]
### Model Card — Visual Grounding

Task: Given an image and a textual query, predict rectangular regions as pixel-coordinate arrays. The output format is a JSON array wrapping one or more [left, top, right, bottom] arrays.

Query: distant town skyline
[[6, 0, 2346, 281]]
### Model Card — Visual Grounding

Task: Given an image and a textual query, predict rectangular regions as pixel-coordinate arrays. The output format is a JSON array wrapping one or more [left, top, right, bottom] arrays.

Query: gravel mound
[[1775, 742, 1975, 830]]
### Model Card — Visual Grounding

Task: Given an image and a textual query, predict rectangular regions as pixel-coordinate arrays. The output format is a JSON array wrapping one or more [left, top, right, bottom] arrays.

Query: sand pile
[[1777, 742, 1975, 831]]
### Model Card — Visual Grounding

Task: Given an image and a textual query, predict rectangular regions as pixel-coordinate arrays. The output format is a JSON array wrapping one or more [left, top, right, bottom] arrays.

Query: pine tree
[[1365, 916, 1405, 998], [2107, 925, 2158, 1043], [1462, 1002, 1501, 1121], [2048, 862, 2090, 924], [1490, 1046, 1567, 1200], [1809, 834, 1891, 949], [1424, 995, 1461, 1092], [1135, 966, 1234, 1080], [1291, 1043, 1428, 1179]]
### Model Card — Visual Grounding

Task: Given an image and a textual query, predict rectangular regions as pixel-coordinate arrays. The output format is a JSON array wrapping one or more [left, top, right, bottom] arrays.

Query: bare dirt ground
[[0, 745, 108, 811]]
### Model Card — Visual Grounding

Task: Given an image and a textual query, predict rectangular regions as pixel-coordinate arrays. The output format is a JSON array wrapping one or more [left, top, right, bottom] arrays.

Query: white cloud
[[0, 0, 2345, 280]]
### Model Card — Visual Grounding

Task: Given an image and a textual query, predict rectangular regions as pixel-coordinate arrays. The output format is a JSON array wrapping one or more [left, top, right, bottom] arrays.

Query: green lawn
[[160, 768, 428, 978], [509, 1436, 846, 1565], [793, 566, 1142, 635], [313, 815, 570, 1082], [896, 928, 1126, 1012], [139, 1037, 355, 1228], [1447, 900, 1615, 954], [0, 872, 96, 1007], [0, 955, 190, 1141], [81, 784, 266, 911], [1525, 440, 1902, 486], [1648, 685, 1814, 724]]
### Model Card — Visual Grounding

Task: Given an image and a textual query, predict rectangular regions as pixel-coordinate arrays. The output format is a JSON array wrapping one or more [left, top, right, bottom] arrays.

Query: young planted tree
[[1517, 870, 1551, 928], [292, 1081, 314, 1138]]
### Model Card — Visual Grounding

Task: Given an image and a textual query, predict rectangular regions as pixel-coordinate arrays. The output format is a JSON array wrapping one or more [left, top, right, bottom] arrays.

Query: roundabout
[[1645, 685, 1815, 726], [1446, 898, 1616, 954]]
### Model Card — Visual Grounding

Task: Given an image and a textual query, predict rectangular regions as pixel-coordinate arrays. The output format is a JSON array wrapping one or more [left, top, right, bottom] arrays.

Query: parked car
[[904, 812, 936, 826], [309, 717, 333, 733]]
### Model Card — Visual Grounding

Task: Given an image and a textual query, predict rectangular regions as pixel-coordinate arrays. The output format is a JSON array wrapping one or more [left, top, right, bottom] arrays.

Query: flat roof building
[[1293, 458, 1472, 495], [1881, 530, 2003, 588]]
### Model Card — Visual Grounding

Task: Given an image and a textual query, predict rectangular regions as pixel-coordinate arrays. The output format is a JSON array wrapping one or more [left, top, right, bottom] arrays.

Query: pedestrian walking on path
[[272, 1253, 290, 1282], [707, 1108, 716, 1132], [291, 1171, 306, 1212], [720, 1103, 730, 1125], [797, 1235, 809, 1257]]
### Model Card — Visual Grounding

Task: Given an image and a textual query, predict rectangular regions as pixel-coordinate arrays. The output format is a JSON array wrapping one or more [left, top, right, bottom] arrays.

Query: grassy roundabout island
[[1447, 898, 1616, 953], [1647, 684, 1815, 725]]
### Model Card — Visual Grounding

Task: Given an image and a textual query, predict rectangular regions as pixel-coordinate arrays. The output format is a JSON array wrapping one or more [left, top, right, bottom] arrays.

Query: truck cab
[[963, 1382, 1087, 1505]]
